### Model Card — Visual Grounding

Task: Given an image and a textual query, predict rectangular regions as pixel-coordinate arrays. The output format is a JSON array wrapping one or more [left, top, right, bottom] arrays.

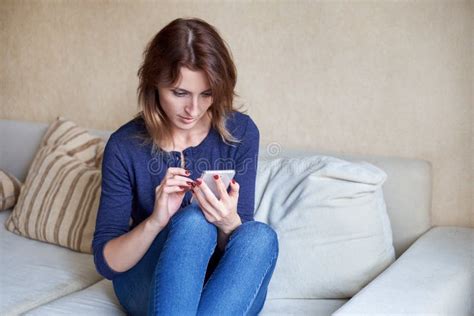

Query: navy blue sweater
[[92, 111, 260, 280]]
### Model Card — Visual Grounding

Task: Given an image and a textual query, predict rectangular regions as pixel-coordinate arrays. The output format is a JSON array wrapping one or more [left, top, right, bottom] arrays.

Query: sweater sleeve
[[92, 135, 133, 280], [233, 116, 260, 223]]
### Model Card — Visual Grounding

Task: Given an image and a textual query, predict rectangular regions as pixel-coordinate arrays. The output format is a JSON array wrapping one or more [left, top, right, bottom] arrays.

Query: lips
[[179, 115, 195, 124]]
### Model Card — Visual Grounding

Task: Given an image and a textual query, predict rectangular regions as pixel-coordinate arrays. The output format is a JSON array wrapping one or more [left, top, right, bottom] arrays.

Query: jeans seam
[[242, 250, 278, 315], [152, 236, 171, 315]]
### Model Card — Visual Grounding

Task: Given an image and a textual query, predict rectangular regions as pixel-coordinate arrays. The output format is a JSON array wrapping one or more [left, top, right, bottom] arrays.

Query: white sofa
[[0, 118, 472, 316]]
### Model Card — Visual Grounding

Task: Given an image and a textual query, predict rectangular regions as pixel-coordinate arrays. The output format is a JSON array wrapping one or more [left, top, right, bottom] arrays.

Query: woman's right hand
[[149, 167, 194, 229]]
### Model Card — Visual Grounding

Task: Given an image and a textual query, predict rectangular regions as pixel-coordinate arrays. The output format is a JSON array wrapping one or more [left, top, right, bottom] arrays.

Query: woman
[[92, 17, 279, 315]]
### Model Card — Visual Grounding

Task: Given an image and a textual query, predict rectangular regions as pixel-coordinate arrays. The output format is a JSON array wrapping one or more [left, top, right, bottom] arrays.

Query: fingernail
[[196, 179, 202, 186], [231, 178, 236, 184], [185, 170, 190, 175], [191, 182, 196, 188], [186, 181, 193, 186], [213, 174, 219, 180]]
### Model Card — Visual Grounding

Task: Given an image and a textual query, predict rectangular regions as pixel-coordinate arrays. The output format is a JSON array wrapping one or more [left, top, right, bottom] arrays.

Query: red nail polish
[[191, 182, 196, 188], [231, 179, 236, 184], [186, 181, 193, 186], [196, 179, 202, 186], [185, 170, 190, 175], [213, 174, 219, 180]]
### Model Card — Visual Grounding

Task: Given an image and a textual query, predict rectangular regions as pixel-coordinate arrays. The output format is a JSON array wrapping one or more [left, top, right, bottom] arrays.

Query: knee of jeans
[[170, 203, 217, 237], [232, 221, 279, 257]]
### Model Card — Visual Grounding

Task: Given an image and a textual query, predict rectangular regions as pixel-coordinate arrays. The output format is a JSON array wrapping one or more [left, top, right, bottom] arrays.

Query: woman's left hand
[[191, 176, 242, 234]]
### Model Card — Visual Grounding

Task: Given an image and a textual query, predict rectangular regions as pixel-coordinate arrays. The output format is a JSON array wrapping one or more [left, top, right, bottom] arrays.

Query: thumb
[[228, 178, 239, 198]]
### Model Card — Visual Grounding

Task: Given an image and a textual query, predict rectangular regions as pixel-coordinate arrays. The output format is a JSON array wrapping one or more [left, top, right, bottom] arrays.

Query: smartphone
[[190, 169, 236, 203]]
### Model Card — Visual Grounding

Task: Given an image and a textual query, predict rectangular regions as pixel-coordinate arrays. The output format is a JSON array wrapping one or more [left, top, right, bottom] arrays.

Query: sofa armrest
[[333, 226, 473, 316]]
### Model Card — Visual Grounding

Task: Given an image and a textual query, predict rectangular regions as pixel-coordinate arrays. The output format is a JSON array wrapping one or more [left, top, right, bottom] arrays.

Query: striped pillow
[[4, 117, 105, 254], [0, 170, 22, 211]]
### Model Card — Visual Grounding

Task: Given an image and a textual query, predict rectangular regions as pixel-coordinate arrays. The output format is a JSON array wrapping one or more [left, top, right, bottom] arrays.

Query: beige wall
[[1, 0, 472, 228]]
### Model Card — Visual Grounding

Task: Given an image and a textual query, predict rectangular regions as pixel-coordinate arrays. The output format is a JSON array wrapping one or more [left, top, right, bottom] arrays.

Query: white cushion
[[25, 278, 347, 316], [0, 210, 103, 315], [254, 155, 395, 299], [261, 298, 348, 315], [24, 280, 124, 315]]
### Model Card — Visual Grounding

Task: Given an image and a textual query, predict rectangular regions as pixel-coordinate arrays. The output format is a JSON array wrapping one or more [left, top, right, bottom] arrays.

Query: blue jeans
[[112, 203, 279, 315]]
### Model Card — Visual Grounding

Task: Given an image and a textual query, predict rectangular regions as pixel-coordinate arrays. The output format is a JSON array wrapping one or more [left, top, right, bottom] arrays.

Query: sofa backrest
[[0, 119, 432, 258]]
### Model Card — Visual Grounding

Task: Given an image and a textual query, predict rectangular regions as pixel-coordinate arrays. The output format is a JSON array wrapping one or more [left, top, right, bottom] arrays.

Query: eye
[[173, 91, 187, 97], [202, 93, 212, 98]]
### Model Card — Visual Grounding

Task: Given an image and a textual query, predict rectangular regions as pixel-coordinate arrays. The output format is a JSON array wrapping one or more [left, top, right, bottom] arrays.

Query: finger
[[165, 178, 195, 188], [212, 174, 229, 202], [163, 185, 188, 194], [192, 185, 215, 217], [166, 167, 191, 179], [172, 175, 195, 184], [194, 179, 227, 219], [194, 178, 220, 206], [178, 184, 192, 192], [228, 178, 239, 199]]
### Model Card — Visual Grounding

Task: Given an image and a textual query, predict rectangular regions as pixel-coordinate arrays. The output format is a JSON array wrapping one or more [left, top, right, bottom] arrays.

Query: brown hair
[[132, 17, 246, 155]]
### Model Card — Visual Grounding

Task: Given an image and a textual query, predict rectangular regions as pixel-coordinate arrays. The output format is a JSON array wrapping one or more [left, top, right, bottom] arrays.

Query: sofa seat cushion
[[0, 210, 103, 315], [24, 279, 124, 315], [260, 298, 348, 315], [24, 278, 347, 316]]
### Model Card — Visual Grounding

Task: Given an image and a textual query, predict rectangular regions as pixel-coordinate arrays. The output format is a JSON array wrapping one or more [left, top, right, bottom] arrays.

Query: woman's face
[[157, 67, 213, 133]]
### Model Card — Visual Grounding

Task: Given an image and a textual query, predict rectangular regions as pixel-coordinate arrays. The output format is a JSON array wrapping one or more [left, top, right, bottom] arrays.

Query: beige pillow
[[0, 170, 22, 211], [4, 117, 105, 254]]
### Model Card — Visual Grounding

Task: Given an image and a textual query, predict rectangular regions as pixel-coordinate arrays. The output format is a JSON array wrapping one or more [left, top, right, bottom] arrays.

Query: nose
[[185, 96, 200, 116]]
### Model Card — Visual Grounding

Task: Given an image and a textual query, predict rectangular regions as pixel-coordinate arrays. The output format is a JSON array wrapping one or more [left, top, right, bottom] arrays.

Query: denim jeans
[[112, 203, 279, 316]]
